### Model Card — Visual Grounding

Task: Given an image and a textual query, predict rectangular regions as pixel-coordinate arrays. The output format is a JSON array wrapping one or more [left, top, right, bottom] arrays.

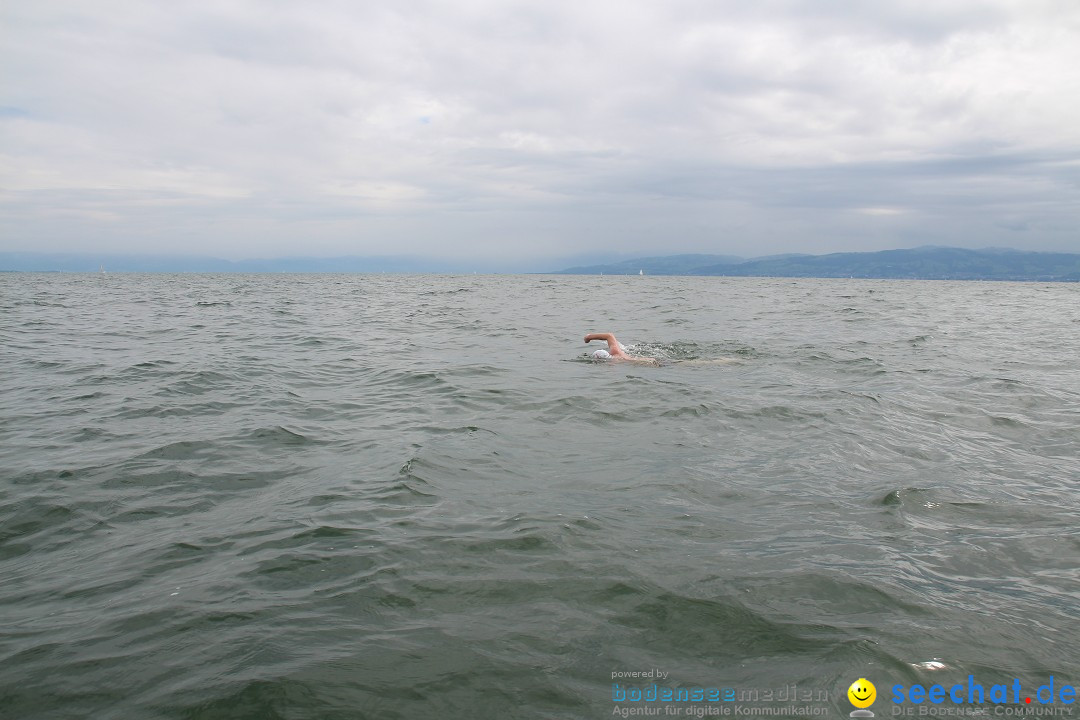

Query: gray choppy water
[[1, 273, 1078, 719]]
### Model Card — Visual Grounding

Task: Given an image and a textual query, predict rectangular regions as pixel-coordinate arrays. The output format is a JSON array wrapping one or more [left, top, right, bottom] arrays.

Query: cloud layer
[[2, 0, 1079, 264]]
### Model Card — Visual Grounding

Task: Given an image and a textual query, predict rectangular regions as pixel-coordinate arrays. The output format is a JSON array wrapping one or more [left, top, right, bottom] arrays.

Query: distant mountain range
[[0, 252, 492, 274], [3, 247, 1078, 280], [552, 247, 1080, 281]]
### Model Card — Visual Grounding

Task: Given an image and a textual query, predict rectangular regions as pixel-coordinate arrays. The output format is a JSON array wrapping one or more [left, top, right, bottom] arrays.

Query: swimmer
[[584, 332, 739, 367], [583, 332, 660, 366]]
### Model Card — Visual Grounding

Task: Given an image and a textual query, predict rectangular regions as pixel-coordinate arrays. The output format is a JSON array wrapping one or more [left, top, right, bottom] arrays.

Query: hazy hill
[[553, 254, 748, 275], [554, 247, 1080, 281], [0, 253, 492, 274], [4, 247, 1079, 280]]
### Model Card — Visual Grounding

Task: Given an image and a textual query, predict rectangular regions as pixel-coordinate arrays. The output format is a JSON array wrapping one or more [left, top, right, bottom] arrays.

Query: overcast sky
[[2, 0, 1079, 266]]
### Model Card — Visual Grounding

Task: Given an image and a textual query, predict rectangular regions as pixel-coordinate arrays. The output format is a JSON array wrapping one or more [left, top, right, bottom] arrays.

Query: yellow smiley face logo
[[848, 678, 876, 708]]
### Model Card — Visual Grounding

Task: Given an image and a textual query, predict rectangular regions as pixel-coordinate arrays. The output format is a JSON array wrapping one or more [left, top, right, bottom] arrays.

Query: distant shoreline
[[551, 247, 1080, 282], [3, 270, 1077, 283], [2, 246, 1079, 281]]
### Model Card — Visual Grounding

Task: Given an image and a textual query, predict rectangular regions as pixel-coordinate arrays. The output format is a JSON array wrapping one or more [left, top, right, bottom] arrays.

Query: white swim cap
[[592, 349, 611, 359]]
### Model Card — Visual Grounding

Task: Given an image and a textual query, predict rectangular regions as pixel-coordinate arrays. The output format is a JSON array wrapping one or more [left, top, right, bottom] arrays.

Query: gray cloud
[[2, 0, 1079, 265]]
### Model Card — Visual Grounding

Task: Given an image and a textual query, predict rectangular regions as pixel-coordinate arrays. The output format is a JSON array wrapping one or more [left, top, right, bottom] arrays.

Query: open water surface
[[1, 273, 1078, 719]]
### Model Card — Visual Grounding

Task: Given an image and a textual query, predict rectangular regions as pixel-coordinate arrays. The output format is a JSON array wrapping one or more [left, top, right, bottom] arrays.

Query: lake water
[[1, 273, 1078, 719]]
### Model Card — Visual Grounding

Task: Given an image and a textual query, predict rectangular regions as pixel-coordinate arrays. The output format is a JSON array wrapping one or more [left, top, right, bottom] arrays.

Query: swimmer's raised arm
[[584, 332, 627, 357]]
